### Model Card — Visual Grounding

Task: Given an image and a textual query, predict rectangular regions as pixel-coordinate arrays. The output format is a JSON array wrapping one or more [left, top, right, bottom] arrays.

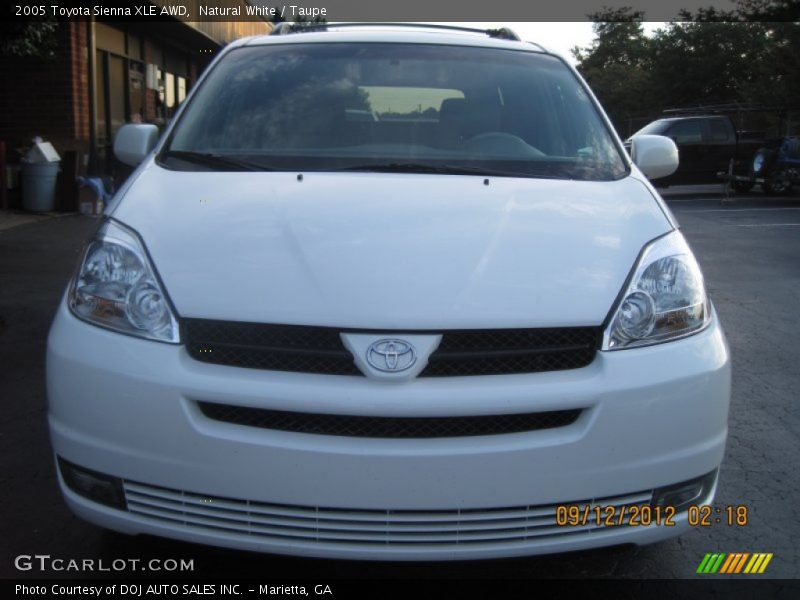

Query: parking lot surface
[[1, 190, 798, 579]]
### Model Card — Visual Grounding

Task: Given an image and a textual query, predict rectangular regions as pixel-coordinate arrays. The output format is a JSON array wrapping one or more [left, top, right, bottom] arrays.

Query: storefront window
[[178, 76, 187, 105], [108, 55, 126, 137], [165, 72, 175, 114], [127, 33, 142, 61], [129, 62, 145, 122]]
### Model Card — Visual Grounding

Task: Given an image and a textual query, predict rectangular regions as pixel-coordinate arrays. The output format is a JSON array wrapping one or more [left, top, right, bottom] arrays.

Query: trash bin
[[22, 161, 61, 212], [21, 138, 61, 212]]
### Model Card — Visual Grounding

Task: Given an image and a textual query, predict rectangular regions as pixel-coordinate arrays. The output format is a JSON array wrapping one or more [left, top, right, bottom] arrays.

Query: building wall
[[70, 21, 91, 146]]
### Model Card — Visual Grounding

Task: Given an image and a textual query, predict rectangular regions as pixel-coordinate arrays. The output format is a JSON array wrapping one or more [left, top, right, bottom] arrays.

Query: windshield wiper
[[162, 150, 274, 171], [330, 162, 523, 177]]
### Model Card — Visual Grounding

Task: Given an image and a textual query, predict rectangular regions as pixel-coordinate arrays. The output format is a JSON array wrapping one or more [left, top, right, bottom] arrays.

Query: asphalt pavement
[[1, 188, 798, 579]]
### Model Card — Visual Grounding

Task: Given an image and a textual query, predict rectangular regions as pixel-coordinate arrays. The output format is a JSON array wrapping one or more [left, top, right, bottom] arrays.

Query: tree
[[573, 0, 800, 136], [734, 0, 800, 20], [648, 21, 772, 107], [0, 19, 59, 60], [571, 8, 655, 133], [572, 8, 650, 70], [270, 10, 327, 25]]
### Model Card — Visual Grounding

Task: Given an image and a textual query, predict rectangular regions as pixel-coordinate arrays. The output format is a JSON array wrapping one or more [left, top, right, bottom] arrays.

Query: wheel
[[761, 168, 793, 196], [733, 180, 755, 193]]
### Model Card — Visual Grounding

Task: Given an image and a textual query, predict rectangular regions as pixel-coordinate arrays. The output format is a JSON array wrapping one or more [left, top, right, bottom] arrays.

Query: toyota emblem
[[366, 339, 417, 372]]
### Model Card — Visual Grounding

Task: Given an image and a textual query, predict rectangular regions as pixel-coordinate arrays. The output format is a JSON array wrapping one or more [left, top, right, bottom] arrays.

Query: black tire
[[762, 168, 793, 196], [733, 180, 755, 193]]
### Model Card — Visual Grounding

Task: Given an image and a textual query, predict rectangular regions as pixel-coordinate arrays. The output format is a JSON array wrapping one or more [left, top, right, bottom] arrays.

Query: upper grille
[[198, 401, 582, 438], [420, 327, 599, 377], [184, 320, 361, 376], [184, 319, 599, 377]]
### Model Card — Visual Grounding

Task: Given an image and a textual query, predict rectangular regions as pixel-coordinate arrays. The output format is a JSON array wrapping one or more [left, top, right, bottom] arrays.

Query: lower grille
[[184, 319, 600, 378], [123, 482, 653, 547], [197, 402, 582, 438]]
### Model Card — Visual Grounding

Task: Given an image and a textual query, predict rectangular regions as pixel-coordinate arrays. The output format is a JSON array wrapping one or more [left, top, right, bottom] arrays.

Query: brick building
[[0, 3, 272, 210]]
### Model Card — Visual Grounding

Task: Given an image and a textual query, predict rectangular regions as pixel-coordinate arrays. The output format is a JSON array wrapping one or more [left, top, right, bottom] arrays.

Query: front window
[[162, 43, 627, 181], [668, 120, 704, 144]]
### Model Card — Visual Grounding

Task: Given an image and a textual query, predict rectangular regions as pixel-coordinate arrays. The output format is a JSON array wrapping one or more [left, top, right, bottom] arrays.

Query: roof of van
[[238, 25, 552, 56]]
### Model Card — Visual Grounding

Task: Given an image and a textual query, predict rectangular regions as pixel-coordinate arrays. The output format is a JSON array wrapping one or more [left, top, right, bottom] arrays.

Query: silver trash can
[[22, 160, 60, 212]]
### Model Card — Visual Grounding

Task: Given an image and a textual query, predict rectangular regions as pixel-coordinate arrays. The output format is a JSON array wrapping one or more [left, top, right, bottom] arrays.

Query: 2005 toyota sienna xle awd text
[[47, 24, 731, 561]]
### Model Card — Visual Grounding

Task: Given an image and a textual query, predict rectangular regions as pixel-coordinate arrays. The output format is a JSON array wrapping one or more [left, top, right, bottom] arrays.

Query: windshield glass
[[633, 120, 670, 136], [163, 43, 627, 180]]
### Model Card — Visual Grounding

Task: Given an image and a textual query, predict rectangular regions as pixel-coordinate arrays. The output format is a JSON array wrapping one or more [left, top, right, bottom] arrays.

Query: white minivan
[[47, 24, 730, 561]]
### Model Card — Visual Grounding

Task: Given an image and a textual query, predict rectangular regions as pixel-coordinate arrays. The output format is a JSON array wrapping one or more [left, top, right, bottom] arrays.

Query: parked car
[[48, 24, 730, 561], [627, 115, 763, 190]]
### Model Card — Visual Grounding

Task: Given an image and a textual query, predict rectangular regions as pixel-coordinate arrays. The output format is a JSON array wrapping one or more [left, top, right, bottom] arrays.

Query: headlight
[[752, 152, 765, 175], [68, 219, 179, 343], [603, 230, 710, 350]]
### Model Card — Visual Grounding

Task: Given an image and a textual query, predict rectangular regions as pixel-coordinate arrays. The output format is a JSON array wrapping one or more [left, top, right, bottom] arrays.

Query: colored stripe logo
[[697, 553, 773, 574]]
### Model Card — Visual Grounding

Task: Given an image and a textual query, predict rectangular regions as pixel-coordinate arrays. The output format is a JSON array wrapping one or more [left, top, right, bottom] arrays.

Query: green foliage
[[572, 1, 800, 136], [0, 20, 59, 60], [572, 8, 649, 70], [571, 8, 654, 133]]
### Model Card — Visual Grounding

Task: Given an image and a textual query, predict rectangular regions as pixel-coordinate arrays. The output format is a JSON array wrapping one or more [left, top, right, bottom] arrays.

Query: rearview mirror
[[630, 134, 679, 180], [114, 124, 159, 167]]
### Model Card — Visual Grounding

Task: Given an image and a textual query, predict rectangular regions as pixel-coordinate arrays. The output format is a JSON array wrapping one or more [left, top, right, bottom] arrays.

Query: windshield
[[162, 43, 627, 181], [633, 120, 670, 136]]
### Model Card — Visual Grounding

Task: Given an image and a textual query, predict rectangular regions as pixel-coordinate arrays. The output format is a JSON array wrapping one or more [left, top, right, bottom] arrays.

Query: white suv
[[48, 24, 730, 561]]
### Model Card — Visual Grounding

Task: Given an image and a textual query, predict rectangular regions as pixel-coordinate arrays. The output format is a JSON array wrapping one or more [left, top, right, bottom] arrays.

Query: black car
[[627, 115, 763, 189]]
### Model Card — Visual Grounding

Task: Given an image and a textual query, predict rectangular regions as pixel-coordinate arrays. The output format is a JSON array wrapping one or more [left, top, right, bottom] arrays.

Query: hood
[[112, 166, 671, 329]]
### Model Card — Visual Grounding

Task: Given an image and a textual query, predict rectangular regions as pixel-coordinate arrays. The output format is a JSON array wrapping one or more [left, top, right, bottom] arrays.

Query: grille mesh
[[197, 402, 582, 438], [184, 319, 599, 378], [421, 327, 599, 377], [184, 320, 361, 376], [123, 481, 653, 547]]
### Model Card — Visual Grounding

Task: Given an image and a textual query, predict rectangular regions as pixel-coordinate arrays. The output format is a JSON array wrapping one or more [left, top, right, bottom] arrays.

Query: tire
[[762, 168, 793, 196], [733, 180, 755, 193]]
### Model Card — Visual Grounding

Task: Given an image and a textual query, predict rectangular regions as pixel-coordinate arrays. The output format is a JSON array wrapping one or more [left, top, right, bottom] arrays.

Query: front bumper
[[47, 301, 730, 560]]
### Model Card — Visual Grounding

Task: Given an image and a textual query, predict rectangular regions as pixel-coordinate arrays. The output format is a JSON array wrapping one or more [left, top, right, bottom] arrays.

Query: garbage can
[[21, 138, 61, 212], [22, 160, 60, 212]]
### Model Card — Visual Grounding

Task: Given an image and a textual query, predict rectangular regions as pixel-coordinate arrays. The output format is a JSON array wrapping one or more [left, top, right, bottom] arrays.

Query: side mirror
[[630, 134, 679, 180], [113, 124, 159, 167]]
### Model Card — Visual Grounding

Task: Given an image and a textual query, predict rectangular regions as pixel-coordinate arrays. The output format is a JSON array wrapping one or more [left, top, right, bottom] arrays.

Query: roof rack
[[663, 104, 800, 116], [270, 22, 521, 41]]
